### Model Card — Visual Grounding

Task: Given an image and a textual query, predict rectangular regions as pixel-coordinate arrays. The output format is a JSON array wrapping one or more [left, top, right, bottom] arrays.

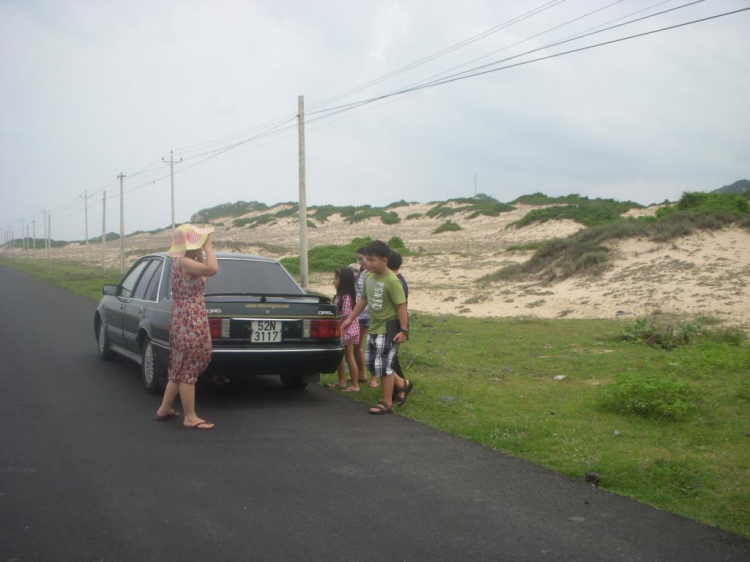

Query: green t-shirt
[[364, 270, 406, 334]]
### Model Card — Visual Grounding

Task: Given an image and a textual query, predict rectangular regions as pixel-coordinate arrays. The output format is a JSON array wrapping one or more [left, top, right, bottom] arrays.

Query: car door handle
[[138, 307, 145, 314]]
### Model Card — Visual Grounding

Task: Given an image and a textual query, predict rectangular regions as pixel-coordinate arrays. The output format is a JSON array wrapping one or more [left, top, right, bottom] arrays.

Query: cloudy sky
[[1, 0, 748, 241]]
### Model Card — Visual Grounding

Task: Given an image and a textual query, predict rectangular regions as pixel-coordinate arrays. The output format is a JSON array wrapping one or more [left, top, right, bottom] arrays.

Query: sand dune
[[27, 202, 750, 327]]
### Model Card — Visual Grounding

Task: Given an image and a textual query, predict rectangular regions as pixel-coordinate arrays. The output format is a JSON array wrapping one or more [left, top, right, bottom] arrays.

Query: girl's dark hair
[[356, 246, 367, 255], [335, 267, 357, 307]]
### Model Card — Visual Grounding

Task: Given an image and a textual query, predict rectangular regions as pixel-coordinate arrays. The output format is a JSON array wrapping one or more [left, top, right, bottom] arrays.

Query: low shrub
[[621, 318, 706, 350], [621, 318, 746, 350], [597, 374, 701, 420], [433, 220, 462, 234], [281, 237, 372, 276], [510, 199, 642, 228], [406, 213, 423, 220]]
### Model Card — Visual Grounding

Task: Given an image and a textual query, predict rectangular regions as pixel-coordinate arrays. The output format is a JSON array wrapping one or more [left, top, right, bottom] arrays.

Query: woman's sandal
[[368, 400, 393, 415], [395, 380, 414, 406]]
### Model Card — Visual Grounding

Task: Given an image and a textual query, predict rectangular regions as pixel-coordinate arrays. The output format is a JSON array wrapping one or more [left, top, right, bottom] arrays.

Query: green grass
[[322, 314, 750, 538], [2, 254, 748, 538], [0, 258, 123, 301]]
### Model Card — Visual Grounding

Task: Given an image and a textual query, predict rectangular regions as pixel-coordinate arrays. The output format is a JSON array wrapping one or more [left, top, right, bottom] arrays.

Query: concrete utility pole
[[163, 151, 182, 231], [297, 95, 309, 290], [80, 190, 93, 264], [101, 191, 106, 275], [118, 173, 126, 273], [46, 214, 51, 268]]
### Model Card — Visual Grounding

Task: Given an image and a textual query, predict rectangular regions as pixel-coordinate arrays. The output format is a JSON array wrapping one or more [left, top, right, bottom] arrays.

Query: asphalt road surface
[[1, 264, 748, 562]]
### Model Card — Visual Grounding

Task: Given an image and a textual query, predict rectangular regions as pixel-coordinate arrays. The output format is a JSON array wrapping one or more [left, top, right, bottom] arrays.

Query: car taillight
[[208, 318, 230, 338], [302, 319, 340, 339]]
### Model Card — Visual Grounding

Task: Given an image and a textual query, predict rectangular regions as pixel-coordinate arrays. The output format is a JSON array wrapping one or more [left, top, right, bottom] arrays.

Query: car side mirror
[[102, 285, 117, 296]]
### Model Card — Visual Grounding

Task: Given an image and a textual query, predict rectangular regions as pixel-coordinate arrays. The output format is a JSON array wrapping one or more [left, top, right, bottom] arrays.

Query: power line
[[303, 5, 750, 116]]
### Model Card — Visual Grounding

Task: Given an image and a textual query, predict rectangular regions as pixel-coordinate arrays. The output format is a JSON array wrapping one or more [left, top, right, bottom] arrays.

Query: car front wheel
[[141, 336, 165, 395], [97, 318, 115, 361]]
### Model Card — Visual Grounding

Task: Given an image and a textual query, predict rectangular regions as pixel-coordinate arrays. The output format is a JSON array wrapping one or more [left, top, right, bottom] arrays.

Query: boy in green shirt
[[341, 240, 413, 414]]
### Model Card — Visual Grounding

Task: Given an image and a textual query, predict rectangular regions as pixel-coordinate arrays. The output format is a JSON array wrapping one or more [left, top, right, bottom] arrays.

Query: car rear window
[[205, 258, 303, 295]]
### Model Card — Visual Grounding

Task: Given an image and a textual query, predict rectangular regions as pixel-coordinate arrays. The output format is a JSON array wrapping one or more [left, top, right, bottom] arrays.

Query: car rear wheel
[[141, 336, 165, 395], [279, 374, 308, 390], [97, 318, 116, 361]]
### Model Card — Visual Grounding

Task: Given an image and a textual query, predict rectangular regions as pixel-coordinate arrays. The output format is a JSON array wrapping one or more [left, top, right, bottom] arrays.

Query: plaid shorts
[[365, 333, 400, 378]]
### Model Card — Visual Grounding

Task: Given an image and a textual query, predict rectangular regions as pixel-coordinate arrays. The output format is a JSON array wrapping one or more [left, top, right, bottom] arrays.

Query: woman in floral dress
[[155, 224, 218, 430]]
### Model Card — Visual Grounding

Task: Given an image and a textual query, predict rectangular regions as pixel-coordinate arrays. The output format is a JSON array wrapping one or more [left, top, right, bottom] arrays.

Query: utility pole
[[118, 173, 126, 273], [80, 190, 93, 264], [101, 191, 106, 275], [297, 95, 309, 290], [46, 214, 51, 268], [163, 151, 182, 231], [20, 218, 25, 253], [26, 224, 30, 256], [31, 220, 36, 255]]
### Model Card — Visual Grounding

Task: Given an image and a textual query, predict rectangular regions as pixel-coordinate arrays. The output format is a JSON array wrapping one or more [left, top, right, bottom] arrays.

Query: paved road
[[0, 265, 748, 562]]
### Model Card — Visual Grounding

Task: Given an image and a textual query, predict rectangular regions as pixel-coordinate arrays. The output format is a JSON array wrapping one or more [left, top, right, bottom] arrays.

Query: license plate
[[251, 320, 281, 343]]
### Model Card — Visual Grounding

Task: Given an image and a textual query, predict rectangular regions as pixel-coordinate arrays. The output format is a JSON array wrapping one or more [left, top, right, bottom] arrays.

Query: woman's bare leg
[[157, 380, 180, 416], [179, 383, 214, 428]]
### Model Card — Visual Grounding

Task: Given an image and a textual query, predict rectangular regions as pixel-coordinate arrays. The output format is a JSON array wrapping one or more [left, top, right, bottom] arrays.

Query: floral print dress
[[334, 293, 360, 346], [168, 258, 212, 384]]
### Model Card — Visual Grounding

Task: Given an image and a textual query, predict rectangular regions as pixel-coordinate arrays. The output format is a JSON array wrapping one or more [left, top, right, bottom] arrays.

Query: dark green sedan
[[95, 252, 343, 394]]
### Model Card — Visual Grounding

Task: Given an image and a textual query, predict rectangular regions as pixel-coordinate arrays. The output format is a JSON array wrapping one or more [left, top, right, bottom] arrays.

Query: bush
[[388, 236, 405, 249], [281, 237, 372, 276], [621, 318, 706, 350], [511, 199, 642, 228], [384, 200, 410, 209], [433, 220, 462, 234], [406, 213, 423, 220], [598, 374, 701, 420], [512, 193, 591, 205]]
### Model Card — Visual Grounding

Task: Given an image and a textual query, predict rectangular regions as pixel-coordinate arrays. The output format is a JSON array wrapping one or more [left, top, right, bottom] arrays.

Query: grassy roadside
[[324, 314, 750, 539], [0, 257, 123, 301], [1, 257, 748, 538]]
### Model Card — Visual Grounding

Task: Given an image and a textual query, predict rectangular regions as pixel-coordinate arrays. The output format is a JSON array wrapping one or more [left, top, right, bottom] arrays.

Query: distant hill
[[713, 179, 750, 195]]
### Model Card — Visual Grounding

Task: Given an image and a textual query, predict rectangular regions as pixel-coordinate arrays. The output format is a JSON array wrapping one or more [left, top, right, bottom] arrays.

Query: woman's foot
[[184, 418, 215, 430], [154, 409, 180, 421], [368, 378, 379, 388], [341, 386, 361, 393]]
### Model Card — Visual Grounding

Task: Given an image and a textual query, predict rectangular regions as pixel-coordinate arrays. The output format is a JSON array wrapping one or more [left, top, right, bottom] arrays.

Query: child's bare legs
[[330, 358, 347, 387], [342, 345, 360, 391], [357, 324, 377, 387]]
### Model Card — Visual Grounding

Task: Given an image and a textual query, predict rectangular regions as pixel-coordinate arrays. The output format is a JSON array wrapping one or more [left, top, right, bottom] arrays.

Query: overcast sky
[[1, 0, 748, 241]]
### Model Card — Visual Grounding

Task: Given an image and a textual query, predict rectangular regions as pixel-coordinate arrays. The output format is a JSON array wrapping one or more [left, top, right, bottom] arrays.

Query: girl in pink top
[[328, 267, 361, 392]]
